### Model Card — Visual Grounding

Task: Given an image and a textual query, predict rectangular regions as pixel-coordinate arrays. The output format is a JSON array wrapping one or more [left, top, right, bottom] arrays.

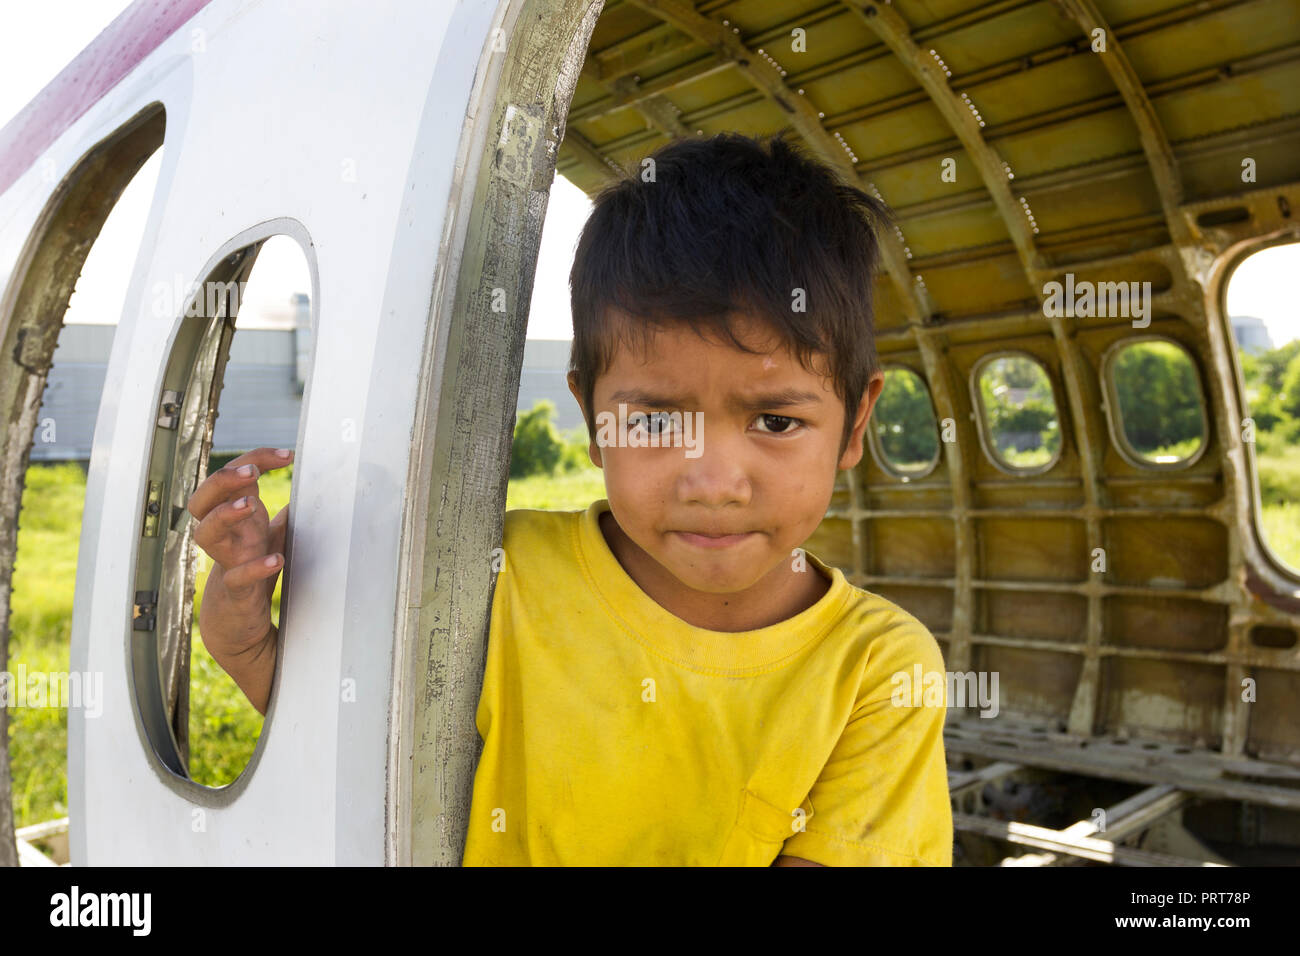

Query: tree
[[510, 400, 566, 478], [1111, 342, 1203, 454], [1278, 347, 1300, 421], [873, 368, 939, 468], [978, 357, 1060, 456]]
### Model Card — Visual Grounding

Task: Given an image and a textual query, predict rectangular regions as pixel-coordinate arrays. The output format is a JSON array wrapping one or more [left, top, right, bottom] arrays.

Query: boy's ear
[[837, 370, 886, 471], [566, 370, 603, 469]]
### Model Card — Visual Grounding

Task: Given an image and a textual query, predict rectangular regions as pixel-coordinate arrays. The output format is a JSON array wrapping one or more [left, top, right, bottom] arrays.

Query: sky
[[1223, 245, 1300, 348], [0, 0, 593, 339], [1, 0, 1295, 347]]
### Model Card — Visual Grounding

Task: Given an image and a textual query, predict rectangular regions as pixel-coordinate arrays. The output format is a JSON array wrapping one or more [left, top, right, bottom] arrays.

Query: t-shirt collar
[[573, 498, 853, 673]]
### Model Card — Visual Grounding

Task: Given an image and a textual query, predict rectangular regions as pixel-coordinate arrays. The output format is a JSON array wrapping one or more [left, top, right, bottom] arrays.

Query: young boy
[[189, 131, 952, 867]]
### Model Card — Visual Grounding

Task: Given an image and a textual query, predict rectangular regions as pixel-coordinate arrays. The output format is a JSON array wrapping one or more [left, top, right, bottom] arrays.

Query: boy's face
[[567, 310, 884, 627]]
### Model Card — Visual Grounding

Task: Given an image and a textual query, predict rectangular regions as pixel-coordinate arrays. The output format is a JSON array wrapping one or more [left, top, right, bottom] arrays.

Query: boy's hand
[[188, 447, 293, 712]]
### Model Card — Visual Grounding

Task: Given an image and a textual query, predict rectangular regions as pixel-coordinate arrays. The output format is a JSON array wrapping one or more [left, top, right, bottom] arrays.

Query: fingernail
[[237, 464, 256, 477], [264, 555, 279, 568], [276, 448, 292, 458], [234, 496, 249, 510]]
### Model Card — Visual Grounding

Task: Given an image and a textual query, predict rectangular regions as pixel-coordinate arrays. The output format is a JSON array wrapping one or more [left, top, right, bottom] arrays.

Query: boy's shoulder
[[503, 506, 585, 538], [503, 505, 582, 532], [815, 564, 945, 678], [500, 506, 586, 566]]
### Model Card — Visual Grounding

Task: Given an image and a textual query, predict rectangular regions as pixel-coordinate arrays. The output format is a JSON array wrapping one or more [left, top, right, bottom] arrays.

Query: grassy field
[[505, 468, 606, 511], [4, 444, 1299, 830]]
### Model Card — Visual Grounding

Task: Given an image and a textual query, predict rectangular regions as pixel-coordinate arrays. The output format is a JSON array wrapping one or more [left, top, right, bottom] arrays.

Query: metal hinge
[[143, 481, 162, 536], [132, 591, 158, 631], [157, 389, 184, 429]]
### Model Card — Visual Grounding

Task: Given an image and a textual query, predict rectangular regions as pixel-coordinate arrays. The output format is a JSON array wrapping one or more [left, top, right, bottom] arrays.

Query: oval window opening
[[8, 136, 164, 845], [1225, 241, 1300, 576], [871, 366, 940, 477], [134, 232, 311, 790], [1106, 339, 1206, 466], [974, 354, 1061, 472]]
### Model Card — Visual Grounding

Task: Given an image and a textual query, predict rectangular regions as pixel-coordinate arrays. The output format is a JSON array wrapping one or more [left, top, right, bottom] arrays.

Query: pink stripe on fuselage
[[0, 0, 214, 196]]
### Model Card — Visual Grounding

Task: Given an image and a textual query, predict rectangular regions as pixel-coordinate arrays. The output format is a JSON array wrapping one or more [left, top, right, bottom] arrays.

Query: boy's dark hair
[[567, 128, 894, 457]]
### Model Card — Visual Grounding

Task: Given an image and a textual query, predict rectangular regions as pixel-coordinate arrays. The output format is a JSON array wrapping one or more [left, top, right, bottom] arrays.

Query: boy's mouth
[[672, 530, 755, 549]]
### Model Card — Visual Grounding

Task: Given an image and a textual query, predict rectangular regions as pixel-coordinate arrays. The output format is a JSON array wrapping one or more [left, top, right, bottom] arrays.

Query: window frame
[[1216, 233, 1300, 586], [866, 362, 942, 481], [129, 217, 317, 803], [1099, 334, 1210, 472], [968, 348, 1064, 476], [0, 103, 168, 862]]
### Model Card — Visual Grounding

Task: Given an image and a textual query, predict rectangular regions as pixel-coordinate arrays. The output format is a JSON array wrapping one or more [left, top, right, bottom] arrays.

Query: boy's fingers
[[267, 503, 290, 555], [186, 447, 292, 521], [223, 446, 294, 476], [193, 494, 269, 553], [221, 552, 283, 602], [187, 462, 261, 521]]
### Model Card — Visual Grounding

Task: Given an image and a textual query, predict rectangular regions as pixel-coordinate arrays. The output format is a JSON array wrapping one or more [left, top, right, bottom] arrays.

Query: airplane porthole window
[[1103, 338, 1207, 469], [3, 113, 165, 840], [1222, 240, 1300, 578], [870, 366, 940, 479], [972, 353, 1062, 474], [131, 226, 313, 792]]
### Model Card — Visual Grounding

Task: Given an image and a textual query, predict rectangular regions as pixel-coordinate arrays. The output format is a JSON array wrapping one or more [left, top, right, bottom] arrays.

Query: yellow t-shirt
[[461, 499, 952, 866]]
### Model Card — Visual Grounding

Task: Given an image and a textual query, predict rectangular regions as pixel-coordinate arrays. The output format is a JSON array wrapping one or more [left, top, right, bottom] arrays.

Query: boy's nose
[[675, 428, 752, 506]]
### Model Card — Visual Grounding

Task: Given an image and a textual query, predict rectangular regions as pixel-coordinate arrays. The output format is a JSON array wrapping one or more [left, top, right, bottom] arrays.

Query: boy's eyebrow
[[608, 387, 824, 412], [608, 389, 686, 407]]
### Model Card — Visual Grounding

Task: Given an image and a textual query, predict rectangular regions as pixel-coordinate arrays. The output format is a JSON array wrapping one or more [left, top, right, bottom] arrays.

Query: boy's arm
[[189, 447, 293, 716], [772, 855, 824, 867], [777, 623, 953, 867], [205, 613, 278, 717]]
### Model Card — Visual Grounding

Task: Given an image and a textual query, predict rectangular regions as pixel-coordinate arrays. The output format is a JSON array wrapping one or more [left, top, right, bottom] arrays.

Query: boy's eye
[[754, 414, 801, 434], [628, 411, 675, 435]]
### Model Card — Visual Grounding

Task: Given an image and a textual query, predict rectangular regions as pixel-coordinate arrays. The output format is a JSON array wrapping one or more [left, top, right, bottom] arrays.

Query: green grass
[[6, 462, 85, 829], [1255, 441, 1300, 574], [1261, 503, 1300, 574], [1257, 443, 1300, 507], [505, 467, 606, 511], [1137, 435, 1204, 463], [999, 445, 1055, 468]]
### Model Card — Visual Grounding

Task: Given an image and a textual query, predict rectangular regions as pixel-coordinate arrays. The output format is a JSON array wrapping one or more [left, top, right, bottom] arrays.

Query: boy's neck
[[598, 508, 831, 632]]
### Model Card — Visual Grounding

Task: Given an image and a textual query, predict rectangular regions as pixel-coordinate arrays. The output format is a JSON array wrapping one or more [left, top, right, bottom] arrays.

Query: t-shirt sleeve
[[780, 619, 953, 866]]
